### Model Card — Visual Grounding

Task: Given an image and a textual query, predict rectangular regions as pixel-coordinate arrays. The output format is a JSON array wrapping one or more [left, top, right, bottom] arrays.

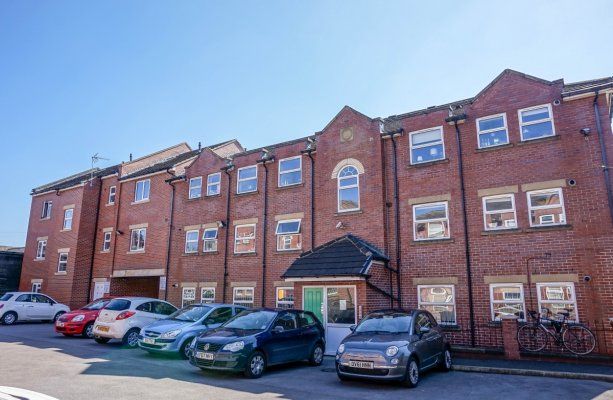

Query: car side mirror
[[349, 325, 356, 332], [419, 326, 430, 335], [272, 326, 284, 334]]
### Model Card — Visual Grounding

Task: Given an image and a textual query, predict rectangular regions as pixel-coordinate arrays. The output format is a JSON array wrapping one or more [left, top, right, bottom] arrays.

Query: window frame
[[201, 287, 216, 303], [236, 165, 258, 194], [233, 287, 254, 307], [62, 208, 74, 230], [276, 287, 295, 309], [536, 282, 578, 322], [417, 284, 456, 325], [412, 201, 450, 241], [476, 113, 509, 149], [102, 231, 112, 252], [275, 219, 302, 251], [57, 252, 68, 273], [41, 201, 52, 219], [337, 165, 360, 212], [129, 228, 147, 252], [182, 287, 197, 307], [482, 194, 517, 231], [526, 188, 566, 227], [36, 240, 47, 259], [489, 283, 526, 321], [278, 156, 302, 187], [202, 227, 218, 252], [31, 282, 42, 293], [234, 223, 256, 254], [518, 103, 556, 142], [409, 126, 445, 165], [188, 177, 203, 199], [184, 229, 199, 254], [134, 179, 151, 203], [207, 172, 221, 196], [108, 186, 116, 205]]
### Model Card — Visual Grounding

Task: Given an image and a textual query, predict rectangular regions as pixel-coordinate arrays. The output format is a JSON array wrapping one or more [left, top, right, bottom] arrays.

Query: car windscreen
[[223, 310, 276, 330], [104, 299, 131, 311], [81, 299, 110, 311], [355, 313, 412, 333], [0, 294, 13, 301], [169, 305, 212, 322]]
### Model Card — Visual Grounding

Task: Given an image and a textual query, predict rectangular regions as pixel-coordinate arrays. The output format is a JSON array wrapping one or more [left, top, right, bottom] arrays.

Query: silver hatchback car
[[335, 309, 452, 387]]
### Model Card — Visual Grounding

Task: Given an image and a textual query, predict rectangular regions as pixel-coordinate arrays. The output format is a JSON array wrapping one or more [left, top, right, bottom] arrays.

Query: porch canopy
[[282, 234, 389, 280]]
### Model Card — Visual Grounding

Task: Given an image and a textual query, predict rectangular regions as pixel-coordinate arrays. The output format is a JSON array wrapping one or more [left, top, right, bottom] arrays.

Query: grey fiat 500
[[335, 309, 452, 387]]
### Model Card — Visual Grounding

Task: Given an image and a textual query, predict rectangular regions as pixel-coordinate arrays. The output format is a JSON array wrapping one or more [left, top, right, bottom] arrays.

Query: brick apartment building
[[19, 70, 613, 354]]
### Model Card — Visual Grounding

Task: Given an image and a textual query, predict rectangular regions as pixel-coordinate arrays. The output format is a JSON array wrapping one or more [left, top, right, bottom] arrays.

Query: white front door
[[93, 282, 106, 300]]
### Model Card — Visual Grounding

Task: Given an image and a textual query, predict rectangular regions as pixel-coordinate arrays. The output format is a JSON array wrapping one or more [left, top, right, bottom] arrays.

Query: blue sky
[[1, 1, 611, 246]]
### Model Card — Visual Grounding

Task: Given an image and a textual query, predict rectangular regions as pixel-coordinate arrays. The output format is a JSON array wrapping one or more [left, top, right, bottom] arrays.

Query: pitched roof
[[31, 165, 120, 195], [119, 149, 201, 181], [562, 76, 613, 97], [282, 234, 389, 279]]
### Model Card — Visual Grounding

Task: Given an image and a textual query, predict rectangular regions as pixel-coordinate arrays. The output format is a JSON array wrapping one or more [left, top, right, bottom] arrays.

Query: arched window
[[337, 165, 360, 212]]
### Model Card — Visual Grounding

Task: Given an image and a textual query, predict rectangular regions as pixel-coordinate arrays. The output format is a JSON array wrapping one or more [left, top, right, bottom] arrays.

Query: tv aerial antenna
[[90, 153, 110, 186]]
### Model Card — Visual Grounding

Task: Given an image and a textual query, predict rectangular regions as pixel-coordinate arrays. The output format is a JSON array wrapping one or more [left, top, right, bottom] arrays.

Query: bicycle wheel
[[517, 324, 548, 352], [563, 325, 596, 355]]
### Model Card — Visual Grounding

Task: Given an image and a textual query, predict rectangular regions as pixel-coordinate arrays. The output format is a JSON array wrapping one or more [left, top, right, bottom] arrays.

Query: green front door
[[304, 287, 324, 325]]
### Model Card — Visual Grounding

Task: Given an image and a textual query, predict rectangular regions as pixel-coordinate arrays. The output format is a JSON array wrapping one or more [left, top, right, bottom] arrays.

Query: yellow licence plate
[[97, 326, 110, 333]]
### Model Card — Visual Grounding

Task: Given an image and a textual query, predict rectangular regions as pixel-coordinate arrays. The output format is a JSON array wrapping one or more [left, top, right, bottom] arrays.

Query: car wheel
[[122, 328, 140, 348], [402, 357, 420, 388], [53, 312, 65, 323], [94, 337, 110, 344], [244, 351, 266, 379], [82, 323, 94, 339], [179, 339, 192, 360], [1, 312, 17, 325], [309, 343, 324, 366], [439, 348, 452, 372]]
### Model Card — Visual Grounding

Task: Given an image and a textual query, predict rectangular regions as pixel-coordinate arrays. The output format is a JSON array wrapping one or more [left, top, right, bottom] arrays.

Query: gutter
[[593, 91, 613, 225], [221, 163, 234, 302]]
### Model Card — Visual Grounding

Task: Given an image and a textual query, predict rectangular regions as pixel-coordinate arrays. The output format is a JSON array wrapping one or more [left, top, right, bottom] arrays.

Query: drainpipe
[[446, 113, 476, 348], [302, 148, 316, 249], [110, 179, 123, 281], [163, 171, 183, 301], [593, 91, 613, 225], [221, 163, 234, 303], [257, 153, 274, 307], [86, 176, 103, 302]]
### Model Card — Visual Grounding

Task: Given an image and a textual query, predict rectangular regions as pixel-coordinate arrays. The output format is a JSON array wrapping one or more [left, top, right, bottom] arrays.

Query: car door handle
[[27, 305, 34, 308]]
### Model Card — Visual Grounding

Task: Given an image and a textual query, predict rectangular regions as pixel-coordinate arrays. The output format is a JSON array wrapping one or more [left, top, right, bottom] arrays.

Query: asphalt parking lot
[[1, 323, 612, 400]]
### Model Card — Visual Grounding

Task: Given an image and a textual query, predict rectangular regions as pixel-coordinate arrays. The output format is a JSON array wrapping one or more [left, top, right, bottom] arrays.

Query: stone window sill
[[233, 252, 258, 257], [54, 271, 67, 276], [100, 250, 111, 254], [524, 224, 572, 233], [127, 250, 145, 254], [476, 143, 514, 153], [33, 258, 45, 262], [235, 190, 259, 198], [516, 135, 560, 146], [275, 249, 303, 254], [411, 238, 454, 245], [407, 158, 450, 169], [131, 199, 151, 205], [276, 182, 305, 191], [187, 196, 203, 202], [481, 228, 521, 236], [205, 193, 222, 198], [335, 209, 363, 217]]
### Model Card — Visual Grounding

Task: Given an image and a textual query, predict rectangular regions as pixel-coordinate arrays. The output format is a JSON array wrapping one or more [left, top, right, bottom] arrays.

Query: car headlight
[[189, 337, 197, 349], [160, 329, 182, 339], [222, 341, 245, 352], [385, 346, 399, 357], [337, 343, 345, 354], [71, 315, 85, 322]]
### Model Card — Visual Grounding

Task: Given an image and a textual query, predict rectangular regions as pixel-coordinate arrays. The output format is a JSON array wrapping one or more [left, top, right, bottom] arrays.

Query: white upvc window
[[234, 224, 256, 254], [527, 188, 566, 227], [276, 287, 294, 309], [417, 285, 456, 325], [476, 113, 509, 149], [518, 104, 555, 141], [102, 231, 112, 252], [413, 202, 450, 240], [337, 165, 360, 212], [182, 287, 197, 307], [201, 287, 216, 303], [63, 208, 74, 230], [185, 230, 199, 253], [275, 219, 302, 251], [36, 240, 47, 259], [41, 201, 52, 219], [410, 127, 445, 164], [537, 282, 578, 322], [489, 283, 525, 321], [130, 228, 146, 251], [134, 179, 150, 202], [189, 177, 202, 199], [31, 282, 42, 293], [233, 287, 254, 307], [57, 252, 68, 273], [207, 172, 221, 196], [482, 194, 517, 230], [237, 166, 258, 194], [278, 156, 302, 187], [202, 228, 218, 252], [108, 186, 116, 204]]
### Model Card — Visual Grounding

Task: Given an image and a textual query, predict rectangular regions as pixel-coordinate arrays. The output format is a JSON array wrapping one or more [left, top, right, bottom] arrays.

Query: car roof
[[368, 308, 416, 315]]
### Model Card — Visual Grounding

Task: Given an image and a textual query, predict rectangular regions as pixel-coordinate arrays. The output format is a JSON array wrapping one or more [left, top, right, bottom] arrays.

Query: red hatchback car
[[55, 297, 112, 338]]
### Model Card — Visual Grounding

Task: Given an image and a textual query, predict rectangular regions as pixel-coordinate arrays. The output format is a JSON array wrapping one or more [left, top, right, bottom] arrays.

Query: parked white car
[[93, 297, 177, 347], [0, 292, 69, 325]]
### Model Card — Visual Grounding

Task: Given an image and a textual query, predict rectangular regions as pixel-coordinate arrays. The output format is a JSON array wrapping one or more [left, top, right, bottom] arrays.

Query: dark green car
[[189, 308, 325, 378]]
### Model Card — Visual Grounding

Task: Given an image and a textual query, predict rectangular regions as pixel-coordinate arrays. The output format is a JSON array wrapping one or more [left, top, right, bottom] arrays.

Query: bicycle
[[516, 308, 596, 355]]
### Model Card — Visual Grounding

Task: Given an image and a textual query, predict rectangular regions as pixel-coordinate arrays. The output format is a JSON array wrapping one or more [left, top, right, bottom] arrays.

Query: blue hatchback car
[[189, 308, 325, 378], [138, 303, 246, 358]]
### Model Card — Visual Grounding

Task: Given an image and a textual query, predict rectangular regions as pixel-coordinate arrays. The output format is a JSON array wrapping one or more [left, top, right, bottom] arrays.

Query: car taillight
[[116, 311, 135, 320]]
